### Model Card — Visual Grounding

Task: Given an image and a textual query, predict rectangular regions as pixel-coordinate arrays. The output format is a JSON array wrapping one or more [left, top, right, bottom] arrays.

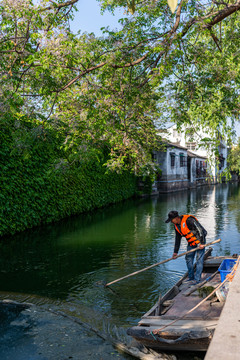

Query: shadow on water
[[0, 183, 240, 359], [0, 198, 156, 297]]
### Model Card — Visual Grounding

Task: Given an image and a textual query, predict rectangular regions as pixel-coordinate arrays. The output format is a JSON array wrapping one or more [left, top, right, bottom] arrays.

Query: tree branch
[[58, 0, 240, 92], [203, 0, 240, 28], [43, 0, 79, 11], [59, 62, 107, 91], [208, 29, 222, 52]]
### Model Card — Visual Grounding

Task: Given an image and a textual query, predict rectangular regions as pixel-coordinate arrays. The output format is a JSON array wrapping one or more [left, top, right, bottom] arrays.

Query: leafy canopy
[[0, 0, 240, 173]]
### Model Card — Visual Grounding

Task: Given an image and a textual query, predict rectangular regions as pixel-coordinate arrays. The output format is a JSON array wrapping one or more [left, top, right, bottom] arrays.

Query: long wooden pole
[[105, 238, 221, 287]]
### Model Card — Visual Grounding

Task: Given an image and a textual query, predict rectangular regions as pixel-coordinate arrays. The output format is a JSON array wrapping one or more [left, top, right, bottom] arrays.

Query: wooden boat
[[127, 248, 236, 352]]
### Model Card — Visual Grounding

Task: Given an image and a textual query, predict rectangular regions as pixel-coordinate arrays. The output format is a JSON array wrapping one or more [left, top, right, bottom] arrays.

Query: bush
[[0, 117, 138, 237]]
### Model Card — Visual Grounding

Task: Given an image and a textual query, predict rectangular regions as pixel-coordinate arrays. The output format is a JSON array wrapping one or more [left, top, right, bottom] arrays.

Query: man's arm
[[172, 230, 182, 258], [186, 217, 206, 245]]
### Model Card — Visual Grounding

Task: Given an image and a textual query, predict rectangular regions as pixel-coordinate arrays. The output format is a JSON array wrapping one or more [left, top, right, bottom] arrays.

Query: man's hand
[[198, 244, 205, 250], [172, 253, 178, 259]]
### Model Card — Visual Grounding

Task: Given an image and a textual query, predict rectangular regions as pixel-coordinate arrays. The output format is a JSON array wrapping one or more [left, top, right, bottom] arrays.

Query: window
[[196, 160, 200, 177], [218, 155, 225, 170], [173, 130, 180, 138], [170, 153, 175, 167], [186, 142, 197, 151], [179, 153, 186, 167], [196, 159, 207, 177]]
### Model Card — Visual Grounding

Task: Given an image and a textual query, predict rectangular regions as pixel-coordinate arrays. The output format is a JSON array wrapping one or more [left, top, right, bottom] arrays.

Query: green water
[[0, 183, 240, 359]]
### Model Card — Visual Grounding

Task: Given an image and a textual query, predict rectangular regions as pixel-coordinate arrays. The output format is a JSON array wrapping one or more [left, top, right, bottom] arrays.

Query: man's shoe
[[192, 280, 201, 285], [184, 279, 195, 284]]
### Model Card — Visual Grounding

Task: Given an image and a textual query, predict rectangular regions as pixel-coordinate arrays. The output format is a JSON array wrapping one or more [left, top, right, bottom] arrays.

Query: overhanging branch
[[203, 0, 240, 28], [43, 0, 79, 11], [58, 0, 240, 92]]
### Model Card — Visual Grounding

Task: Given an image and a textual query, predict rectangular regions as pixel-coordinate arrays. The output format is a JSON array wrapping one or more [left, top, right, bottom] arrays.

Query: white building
[[153, 141, 209, 192], [153, 143, 188, 192], [164, 124, 228, 181]]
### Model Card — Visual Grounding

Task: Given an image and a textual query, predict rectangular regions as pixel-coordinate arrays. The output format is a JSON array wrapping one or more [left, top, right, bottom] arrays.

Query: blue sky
[[70, 0, 123, 35]]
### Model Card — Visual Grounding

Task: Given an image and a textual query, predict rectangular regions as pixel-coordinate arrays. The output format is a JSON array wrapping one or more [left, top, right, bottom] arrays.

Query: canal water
[[0, 183, 240, 359]]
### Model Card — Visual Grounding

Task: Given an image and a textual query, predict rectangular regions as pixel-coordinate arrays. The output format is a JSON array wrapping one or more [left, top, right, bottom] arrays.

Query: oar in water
[[105, 238, 221, 287]]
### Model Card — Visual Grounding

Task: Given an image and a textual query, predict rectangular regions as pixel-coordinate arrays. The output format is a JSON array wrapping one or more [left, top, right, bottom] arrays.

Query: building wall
[[152, 143, 212, 193], [153, 146, 189, 192], [165, 124, 228, 181], [190, 156, 210, 187]]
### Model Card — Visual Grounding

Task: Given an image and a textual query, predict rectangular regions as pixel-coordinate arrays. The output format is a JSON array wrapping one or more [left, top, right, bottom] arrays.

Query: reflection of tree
[[212, 184, 229, 233], [0, 233, 114, 298], [226, 184, 240, 233], [0, 184, 239, 325], [0, 199, 148, 298]]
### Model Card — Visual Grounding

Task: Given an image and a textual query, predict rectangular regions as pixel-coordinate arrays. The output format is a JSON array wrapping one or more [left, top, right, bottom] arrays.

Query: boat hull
[[127, 322, 213, 352], [127, 251, 234, 352]]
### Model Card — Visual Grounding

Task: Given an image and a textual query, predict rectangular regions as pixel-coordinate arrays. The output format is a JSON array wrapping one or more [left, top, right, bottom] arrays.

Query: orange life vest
[[174, 215, 200, 247]]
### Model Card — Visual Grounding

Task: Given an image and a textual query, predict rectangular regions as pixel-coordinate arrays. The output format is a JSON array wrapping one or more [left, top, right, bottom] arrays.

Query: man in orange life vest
[[165, 210, 207, 284]]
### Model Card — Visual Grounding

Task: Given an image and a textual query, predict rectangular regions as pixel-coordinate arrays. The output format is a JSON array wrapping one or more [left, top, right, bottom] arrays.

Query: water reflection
[[0, 183, 239, 357]]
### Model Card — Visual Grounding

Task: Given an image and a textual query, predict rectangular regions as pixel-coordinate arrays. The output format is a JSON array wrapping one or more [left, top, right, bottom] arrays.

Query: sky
[[70, 0, 123, 36]]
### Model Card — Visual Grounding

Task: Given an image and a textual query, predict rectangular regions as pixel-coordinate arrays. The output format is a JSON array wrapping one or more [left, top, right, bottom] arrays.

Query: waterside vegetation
[[0, 117, 138, 237], [1, 0, 240, 236]]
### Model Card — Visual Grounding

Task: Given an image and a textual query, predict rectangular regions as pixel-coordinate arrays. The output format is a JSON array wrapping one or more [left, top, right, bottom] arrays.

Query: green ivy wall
[[0, 117, 138, 237]]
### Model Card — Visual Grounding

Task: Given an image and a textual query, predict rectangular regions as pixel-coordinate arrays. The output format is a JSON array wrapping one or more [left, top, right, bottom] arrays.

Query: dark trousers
[[185, 245, 205, 282]]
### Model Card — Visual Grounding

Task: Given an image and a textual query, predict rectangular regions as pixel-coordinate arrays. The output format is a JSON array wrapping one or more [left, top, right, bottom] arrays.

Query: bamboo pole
[[105, 239, 221, 287]]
